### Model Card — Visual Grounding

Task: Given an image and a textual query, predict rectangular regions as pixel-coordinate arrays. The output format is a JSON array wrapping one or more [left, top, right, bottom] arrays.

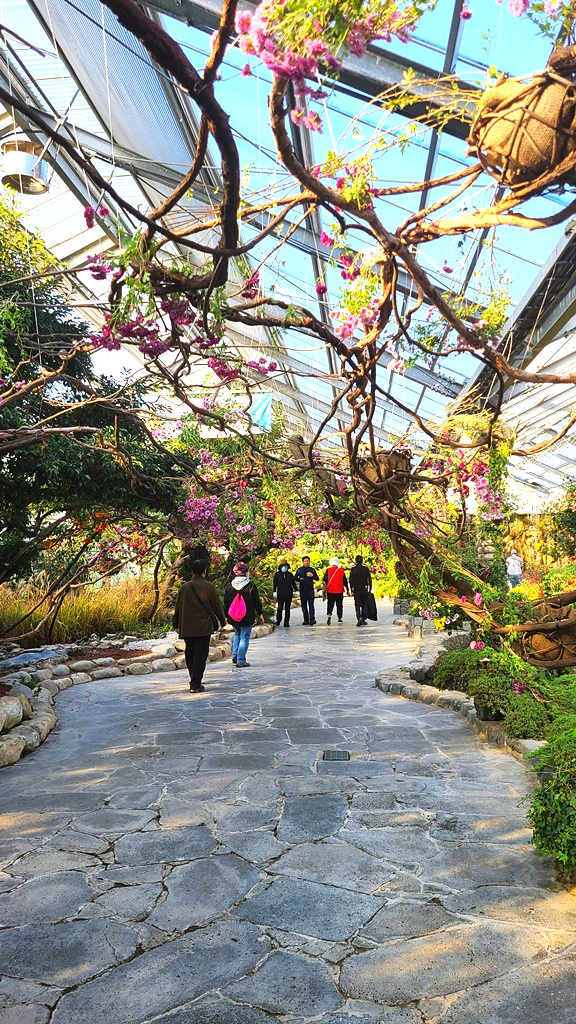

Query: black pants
[[354, 590, 368, 622], [326, 593, 343, 619], [184, 635, 211, 688], [276, 594, 292, 625], [300, 590, 316, 623]]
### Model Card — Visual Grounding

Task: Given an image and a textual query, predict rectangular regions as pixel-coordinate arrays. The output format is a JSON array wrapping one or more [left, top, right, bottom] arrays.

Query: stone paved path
[[1, 603, 575, 1024]]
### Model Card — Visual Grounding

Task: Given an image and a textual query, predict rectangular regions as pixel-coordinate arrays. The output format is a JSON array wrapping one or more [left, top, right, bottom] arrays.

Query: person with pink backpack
[[224, 562, 264, 668]]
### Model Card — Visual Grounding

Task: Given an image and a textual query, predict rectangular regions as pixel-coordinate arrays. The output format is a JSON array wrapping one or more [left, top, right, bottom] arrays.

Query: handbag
[[190, 581, 221, 633], [364, 591, 378, 621]]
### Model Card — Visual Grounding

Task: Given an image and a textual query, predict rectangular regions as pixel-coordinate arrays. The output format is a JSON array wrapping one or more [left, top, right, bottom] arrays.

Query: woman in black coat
[[272, 559, 297, 627]]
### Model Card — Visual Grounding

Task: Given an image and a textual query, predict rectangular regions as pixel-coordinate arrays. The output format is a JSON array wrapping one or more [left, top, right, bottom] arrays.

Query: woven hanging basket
[[468, 64, 576, 188], [353, 450, 411, 508]]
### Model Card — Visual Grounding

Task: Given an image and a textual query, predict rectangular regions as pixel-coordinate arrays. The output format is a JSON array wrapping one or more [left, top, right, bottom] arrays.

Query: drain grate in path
[[322, 750, 350, 761]]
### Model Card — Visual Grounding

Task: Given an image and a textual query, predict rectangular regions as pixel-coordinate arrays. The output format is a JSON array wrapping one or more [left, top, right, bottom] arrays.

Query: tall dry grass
[[0, 576, 170, 645]]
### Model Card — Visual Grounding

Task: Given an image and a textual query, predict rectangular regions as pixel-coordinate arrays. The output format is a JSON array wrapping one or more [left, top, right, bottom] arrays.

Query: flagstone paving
[[0, 602, 575, 1024]]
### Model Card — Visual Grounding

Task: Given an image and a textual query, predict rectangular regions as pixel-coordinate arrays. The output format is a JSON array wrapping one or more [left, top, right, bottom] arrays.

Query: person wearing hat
[[272, 559, 297, 627], [505, 548, 523, 589], [172, 558, 226, 693], [224, 562, 264, 667], [322, 557, 349, 625]]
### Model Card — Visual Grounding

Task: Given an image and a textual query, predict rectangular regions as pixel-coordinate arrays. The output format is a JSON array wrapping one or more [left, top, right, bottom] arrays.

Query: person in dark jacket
[[224, 562, 264, 667], [349, 554, 372, 626], [172, 559, 226, 692], [295, 556, 319, 625], [323, 557, 349, 624], [273, 559, 297, 627]]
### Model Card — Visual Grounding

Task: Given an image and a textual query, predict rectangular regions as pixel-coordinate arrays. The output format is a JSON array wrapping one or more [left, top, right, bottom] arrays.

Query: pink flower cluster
[[469, 640, 486, 650], [241, 271, 260, 300], [86, 254, 113, 280], [207, 356, 240, 382], [83, 205, 109, 229], [245, 355, 278, 374], [234, 2, 419, 132], [90, 313, 171, 358], [161, 297, 196, 326]]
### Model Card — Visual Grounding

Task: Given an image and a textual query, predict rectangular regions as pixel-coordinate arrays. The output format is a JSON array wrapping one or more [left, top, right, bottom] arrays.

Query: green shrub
[[526, 716, 576, 877], [542, 564, 576, 597], [503, 699, 551, 739], [433, 647, 485, 691]]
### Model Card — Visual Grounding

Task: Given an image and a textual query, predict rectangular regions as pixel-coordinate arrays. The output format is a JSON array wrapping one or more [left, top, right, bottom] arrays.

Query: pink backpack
[[228, 591, 247, 622]]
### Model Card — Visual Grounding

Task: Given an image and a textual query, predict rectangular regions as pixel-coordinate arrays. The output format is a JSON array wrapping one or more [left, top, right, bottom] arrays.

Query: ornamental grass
[[0, 576, 169, 646]]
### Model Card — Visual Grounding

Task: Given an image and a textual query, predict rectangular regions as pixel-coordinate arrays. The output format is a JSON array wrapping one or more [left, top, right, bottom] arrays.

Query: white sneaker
[[327, 615, 331, 625]]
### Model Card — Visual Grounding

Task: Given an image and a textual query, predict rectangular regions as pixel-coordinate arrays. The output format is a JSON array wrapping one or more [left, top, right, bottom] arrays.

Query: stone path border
[[0, 625, 274, 768], [375, 667, 546, 764]]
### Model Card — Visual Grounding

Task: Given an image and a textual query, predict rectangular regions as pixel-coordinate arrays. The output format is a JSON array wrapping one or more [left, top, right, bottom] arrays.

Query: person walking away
[[295, 556, 319, 625], [506, 548, 523, 589], [349, 555, 372, 626], [225, 562, 264, 667], [172, 559, 226, 693], [273, 559, 297, 627], [323, 557, 349, 624]]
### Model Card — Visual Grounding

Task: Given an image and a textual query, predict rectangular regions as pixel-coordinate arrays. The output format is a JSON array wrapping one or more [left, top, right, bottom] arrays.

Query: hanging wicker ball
[[467, 66, 576, 189], [353, 450, 411, 508]]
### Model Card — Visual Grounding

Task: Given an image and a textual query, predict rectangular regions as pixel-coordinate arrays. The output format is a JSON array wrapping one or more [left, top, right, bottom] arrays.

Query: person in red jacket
[[323, 557, 349, 625]]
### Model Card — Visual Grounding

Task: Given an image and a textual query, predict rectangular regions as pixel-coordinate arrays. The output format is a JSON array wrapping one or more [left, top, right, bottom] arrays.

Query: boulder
[[0, 695, 23, 730], [150, 643, 177, 658], [30, 668, 53, 683], [40, 680, 59, 697], [9, 683, 37, 702], [123, 635, 139, 643], [52, 664, 71, 678], [31, 688, 54, 708], [175, 640, 186, 651], [57, 676, 75, 690], [70, 672, 92, 685], [126, 663, 153, 675], [151, 659, 176, 673], [174, 655, 186, 670], [0, 732, 26, 766], [9, 722, 41, 754], [126, 653, 156, 665], [15, 693, 32, 719], [29, 710, 57, 741], [92, 657, 117, 667], [69, 660, 95, 673], [91, 667, 123, 680]]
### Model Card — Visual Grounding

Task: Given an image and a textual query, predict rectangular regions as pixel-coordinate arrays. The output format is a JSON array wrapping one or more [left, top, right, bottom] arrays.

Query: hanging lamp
[[1, 134, 48, 194]]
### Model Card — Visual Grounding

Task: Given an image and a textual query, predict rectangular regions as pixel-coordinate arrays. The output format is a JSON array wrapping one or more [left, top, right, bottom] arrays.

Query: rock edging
[[0, 624, 275, 769], [374, 667, 546, 763]]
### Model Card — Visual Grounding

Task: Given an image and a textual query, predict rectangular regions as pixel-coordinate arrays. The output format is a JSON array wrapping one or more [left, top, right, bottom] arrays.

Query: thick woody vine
[[3, 0, 576, 648]]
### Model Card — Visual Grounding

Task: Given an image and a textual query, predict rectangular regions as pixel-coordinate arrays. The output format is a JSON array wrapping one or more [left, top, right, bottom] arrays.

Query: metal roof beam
[[145, 0, 478, 139]]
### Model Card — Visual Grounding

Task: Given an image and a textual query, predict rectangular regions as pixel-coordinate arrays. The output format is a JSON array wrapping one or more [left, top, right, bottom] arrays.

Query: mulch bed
[[79, 647, 154, 661]]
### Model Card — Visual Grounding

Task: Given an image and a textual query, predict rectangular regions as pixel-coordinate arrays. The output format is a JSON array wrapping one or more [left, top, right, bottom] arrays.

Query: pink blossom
[[508, 0, 529, 13], [460, 5, 472, 17], [83, 206, 96, 229], [235, 9, 252, 32], [98, 205, 110, 217], [442, 261, 453, 274], [473, 592, 483, 606], [241, 63, 252, 76], [303, 111, 323, 132], [319, 231, 333, 247], [316, 282, 327, 295]]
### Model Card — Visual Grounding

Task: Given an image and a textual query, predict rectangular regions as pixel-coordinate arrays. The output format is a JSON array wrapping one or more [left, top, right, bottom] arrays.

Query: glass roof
[[2, 0, 576, 500]]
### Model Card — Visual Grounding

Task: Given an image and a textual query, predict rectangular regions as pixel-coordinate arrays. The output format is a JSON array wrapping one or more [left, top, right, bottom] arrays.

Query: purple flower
[[83, 206, 96, 229]]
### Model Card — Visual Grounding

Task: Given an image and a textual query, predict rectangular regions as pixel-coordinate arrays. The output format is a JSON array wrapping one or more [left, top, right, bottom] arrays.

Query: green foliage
[[526, 715, 576, 877], [542, 563, 576, 597]]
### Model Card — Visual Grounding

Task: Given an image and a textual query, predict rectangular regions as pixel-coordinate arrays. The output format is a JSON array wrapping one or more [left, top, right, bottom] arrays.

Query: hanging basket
[[353, 450, 411, 508], [467, 60, 576, 189]]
